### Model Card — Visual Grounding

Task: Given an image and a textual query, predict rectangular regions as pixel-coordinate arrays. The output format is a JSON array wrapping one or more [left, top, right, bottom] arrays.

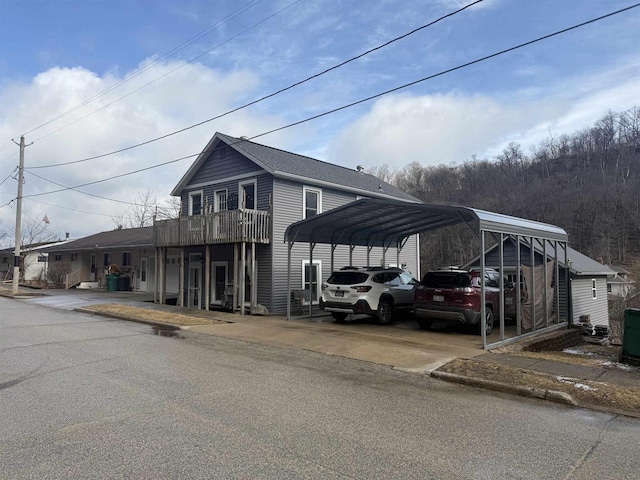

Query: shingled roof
[[41, 227, 153, 252], [172, 132, 420, 202]]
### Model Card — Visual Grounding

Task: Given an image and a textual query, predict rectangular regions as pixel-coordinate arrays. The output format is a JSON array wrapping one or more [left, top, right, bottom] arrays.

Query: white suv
[[320, 267, 418, 324]]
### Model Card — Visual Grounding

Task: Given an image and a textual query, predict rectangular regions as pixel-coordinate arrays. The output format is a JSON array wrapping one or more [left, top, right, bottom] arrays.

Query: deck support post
[[179, 247, 184, 307], [240, 241, 246, 316], [205, 244, 210, 311]]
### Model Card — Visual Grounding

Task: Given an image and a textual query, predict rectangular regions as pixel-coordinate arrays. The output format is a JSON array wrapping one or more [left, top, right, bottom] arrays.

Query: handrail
[[154, 209, 270, 247]]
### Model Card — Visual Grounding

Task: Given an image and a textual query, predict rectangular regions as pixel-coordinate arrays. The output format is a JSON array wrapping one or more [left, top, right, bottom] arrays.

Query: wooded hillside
[[372, 107, 640, 268]]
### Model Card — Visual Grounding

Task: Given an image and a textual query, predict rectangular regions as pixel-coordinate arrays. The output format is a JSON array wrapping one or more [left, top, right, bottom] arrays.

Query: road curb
[[430, 370, 578, 406]]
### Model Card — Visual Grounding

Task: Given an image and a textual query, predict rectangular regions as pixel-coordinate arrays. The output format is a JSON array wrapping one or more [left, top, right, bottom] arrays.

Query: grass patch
[[438, 358, 640, 416], [85, 304, 226, 327]]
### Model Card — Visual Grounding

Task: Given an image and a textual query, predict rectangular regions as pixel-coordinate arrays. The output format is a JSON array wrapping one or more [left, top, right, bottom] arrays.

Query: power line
[[28, 0, 484, 170], [24, 197, 149, 220], [30, 0, 305, 144], [21, 0, 265, 137], [24, 153, 197, 199], [0, 168, 17, 188], [16, 3, 639, 201]]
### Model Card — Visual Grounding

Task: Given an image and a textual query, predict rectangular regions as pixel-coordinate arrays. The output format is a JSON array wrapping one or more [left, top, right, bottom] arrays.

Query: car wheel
[[476, 308, 494, 336], [377, 299, 394, 325], [331, 312, 348, 322], [416, 317, 433, 330]]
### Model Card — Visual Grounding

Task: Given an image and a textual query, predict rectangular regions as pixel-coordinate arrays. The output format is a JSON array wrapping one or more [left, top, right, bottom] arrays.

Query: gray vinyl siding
[[190, 144, 264, 186], [181, 173, 273, 215], [571, 276, 609, 327], [270, 178, 419, 314]]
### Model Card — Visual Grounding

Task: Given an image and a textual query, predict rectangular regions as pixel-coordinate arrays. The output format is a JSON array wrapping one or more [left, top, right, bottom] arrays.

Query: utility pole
[[12, 136, 26, 294]]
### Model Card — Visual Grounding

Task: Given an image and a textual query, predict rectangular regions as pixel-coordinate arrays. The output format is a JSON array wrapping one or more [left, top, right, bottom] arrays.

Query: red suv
[[413, 268, 516, 335]]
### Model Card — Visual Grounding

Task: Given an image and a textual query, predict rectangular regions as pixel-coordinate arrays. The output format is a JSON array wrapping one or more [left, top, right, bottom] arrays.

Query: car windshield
[[327, 272, 369, 285], [422, 272, 471, 288]]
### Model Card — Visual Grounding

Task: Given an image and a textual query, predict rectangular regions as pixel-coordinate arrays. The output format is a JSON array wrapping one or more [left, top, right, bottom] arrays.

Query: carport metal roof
[[284, 198, 568, 246]]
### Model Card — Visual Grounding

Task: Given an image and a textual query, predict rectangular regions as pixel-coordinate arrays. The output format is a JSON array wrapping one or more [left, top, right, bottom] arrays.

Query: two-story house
[[154, 132, 421, 315]]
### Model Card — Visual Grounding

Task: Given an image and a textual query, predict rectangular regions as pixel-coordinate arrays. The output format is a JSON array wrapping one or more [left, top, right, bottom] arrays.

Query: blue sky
[[0, 0, 638, 241]]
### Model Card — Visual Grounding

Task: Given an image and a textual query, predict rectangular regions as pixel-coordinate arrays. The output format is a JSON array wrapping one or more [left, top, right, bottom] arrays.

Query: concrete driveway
[[19, 288, 159, 310]]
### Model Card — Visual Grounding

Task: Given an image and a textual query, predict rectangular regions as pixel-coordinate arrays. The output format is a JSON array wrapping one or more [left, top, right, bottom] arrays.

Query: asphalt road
[[1, 297, 639, 479]]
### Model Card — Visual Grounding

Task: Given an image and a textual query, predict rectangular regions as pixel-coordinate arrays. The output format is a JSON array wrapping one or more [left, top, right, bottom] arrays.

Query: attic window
[[303, 186, 322, 219]]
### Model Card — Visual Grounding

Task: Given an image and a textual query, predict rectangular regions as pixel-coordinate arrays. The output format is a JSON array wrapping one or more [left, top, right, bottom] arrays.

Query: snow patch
[[562, 349, 594, 356], [555, 376, 598, 391]]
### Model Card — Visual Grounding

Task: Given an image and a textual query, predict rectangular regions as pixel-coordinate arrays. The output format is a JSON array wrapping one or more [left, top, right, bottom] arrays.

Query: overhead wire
[[20, 4, 639, 200], [28, 0, 485, 170], [20, 0, 265, 137], [30, 0, 305, 144], [15, 4, 639, 204]]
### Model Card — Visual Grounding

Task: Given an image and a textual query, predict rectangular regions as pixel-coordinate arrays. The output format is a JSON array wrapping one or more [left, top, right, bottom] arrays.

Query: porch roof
[[40, 227, 154, 252]]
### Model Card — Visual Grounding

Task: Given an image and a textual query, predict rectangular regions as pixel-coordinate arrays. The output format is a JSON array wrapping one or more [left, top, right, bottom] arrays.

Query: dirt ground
[[439, 356, 640, 416], [84, 304, 227, 327]]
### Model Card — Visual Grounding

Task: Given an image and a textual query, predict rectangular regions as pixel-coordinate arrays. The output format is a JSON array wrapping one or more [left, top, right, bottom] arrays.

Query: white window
[[215, 189, 228, 212], [189, 190, 204, 216], [239, 179, 257, 209], [592, 279, 597, 299], [302, 259, 322, 304], [303, 186, 322, 219]]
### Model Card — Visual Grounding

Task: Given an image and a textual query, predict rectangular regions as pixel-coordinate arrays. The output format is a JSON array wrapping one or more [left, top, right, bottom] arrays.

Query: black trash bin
[[118, 275, 131, 292]]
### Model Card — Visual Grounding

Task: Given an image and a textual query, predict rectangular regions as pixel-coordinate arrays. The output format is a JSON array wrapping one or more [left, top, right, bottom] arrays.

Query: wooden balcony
[[154, 209, 271, 247]]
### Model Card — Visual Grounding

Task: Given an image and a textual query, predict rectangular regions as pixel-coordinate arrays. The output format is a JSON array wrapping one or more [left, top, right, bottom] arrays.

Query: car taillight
[[454, 287, 474, 293], [352, 286, 372, 292], [321, 283, 327, 291]]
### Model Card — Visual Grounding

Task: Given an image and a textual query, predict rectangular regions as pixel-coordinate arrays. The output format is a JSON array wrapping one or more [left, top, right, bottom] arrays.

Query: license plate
[[433, 295, 444, 302], [335, 291, 344, 297]]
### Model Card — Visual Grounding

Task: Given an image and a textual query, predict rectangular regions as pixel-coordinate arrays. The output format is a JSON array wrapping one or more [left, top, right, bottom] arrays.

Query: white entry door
[[140, 258, 148, 292], [211, 261, 228, 305], [188, 263, 202, 309]]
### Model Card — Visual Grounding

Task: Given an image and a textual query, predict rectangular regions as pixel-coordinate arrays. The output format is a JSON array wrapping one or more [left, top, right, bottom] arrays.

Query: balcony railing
[[154, 209, 271, 247]]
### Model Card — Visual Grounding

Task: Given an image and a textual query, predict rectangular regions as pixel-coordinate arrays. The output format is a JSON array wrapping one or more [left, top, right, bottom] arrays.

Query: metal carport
[[284, 198, 569, 349]]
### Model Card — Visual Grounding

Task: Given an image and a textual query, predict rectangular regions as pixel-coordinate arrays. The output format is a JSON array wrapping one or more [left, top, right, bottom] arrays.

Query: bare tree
[[112, 188, 158, 229]]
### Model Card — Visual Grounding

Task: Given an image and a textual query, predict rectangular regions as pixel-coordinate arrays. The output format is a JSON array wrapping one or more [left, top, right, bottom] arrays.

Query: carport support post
[[396, 244, 400, 269], [499, 233, 505, 341], [309, 242, 315, 317], [367, 245, 372, 267], [564, 242, 571, 325], [331, 244, 336, 273], [530, 236, 535, 331], [349, 244, 355, 267], [205, 245, 210, 311], [554, 241, 560, 324], [516, 236, 521, 336], [543, 240, 548, 327], [287, 241, 292, 320], [480, 230, 487, 348]]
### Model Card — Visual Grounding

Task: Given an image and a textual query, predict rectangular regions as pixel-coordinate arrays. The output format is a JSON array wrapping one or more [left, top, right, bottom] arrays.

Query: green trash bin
[[621, 308, 640, 366], [106, 274, 120, 292]]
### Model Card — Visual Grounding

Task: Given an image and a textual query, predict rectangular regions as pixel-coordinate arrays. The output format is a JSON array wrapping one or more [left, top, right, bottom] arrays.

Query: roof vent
[[240, 136, 249, 140], [356, 165, 365, 173]]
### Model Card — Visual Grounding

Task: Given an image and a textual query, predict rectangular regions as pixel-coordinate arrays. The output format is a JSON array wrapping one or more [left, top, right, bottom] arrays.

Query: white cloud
[[327, 57, 639, 170], [0, 60, 292, 244]]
